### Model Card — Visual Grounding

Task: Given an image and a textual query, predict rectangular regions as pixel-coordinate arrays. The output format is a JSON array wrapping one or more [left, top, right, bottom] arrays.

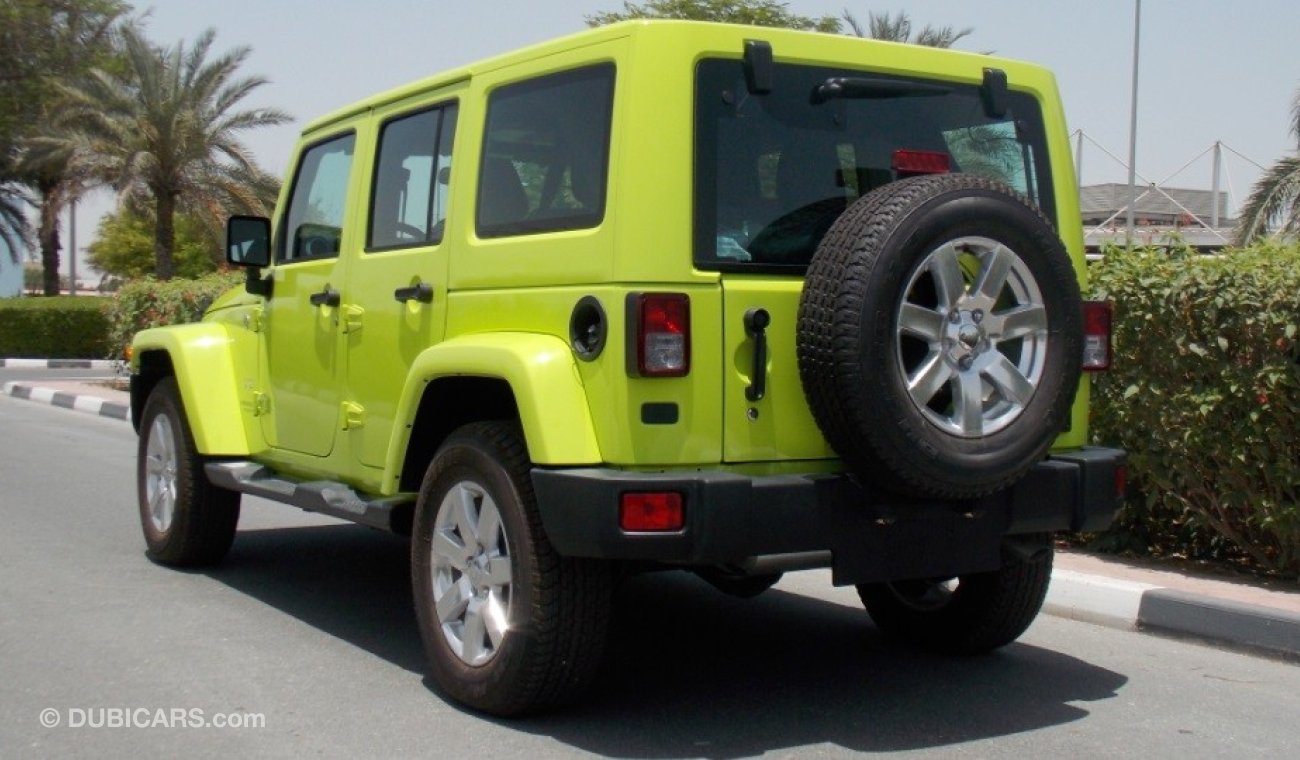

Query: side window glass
[[369, 103, 458, 250], [282, 133, 355, 261], [477, 64, 614, 238]]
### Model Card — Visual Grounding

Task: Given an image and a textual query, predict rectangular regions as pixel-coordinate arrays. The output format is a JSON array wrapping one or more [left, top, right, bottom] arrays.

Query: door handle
[[310, 287, 340, 308], [744, 308, 770, 402], [394, 282, 434, 304]]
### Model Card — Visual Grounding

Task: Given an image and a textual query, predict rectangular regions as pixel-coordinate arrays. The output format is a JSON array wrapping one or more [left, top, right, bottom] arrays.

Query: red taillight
[[1115, 465, 1128, 500], [628, 293, 690, 377], [893, 149, 951, 177], [619, 492, 685, 532], [1082, 301, 1113, 371]]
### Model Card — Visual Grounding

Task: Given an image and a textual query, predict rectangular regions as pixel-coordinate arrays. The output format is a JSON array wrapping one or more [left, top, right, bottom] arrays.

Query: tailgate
[[721, 277, 836, 463]]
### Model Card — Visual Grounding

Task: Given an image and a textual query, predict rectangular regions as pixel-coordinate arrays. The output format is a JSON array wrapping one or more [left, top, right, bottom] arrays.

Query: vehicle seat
[[479, 157, 530, 229]]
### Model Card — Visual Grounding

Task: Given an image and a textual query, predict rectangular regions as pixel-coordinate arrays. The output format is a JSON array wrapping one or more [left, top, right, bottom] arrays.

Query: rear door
[[344, 100, 458, 469]]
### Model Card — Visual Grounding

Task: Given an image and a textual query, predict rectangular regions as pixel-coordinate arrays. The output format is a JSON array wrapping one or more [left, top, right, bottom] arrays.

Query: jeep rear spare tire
[[797, 175, 1083, 499]]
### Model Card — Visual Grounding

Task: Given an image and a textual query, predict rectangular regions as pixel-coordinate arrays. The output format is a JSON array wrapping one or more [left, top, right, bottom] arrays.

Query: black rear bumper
[[532, 447, 1125, 586]]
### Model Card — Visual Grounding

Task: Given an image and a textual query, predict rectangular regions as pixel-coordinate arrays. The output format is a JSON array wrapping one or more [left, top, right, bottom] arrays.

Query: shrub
[[1088, 240, 1300, 577], [107, 272, 245, 359], [0, 296, 112, 358]]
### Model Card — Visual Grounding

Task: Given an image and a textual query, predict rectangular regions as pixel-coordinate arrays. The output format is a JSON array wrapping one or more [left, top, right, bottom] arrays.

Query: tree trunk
[[38, 189, 61, 296], [154, 191, 176, 280]]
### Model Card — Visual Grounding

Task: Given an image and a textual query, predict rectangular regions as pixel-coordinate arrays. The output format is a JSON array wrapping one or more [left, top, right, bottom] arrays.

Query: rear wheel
[[411, 421, 612, 716], [136, 377, 240, 566], [857, 540, 1053, 654]]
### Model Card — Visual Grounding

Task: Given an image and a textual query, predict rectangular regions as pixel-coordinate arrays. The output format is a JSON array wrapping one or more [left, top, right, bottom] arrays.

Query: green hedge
[[1089, 240, 1300, 576], [106, 272, 244, 359], [0, 296, 112, 359]]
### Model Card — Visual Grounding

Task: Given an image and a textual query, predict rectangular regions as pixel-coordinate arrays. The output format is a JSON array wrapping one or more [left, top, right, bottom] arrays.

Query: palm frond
[[47, 22, 288, 278], [1235, 154, 1300, 245], [1291, 86, 1300, 146], [0, 182, 33, 264]]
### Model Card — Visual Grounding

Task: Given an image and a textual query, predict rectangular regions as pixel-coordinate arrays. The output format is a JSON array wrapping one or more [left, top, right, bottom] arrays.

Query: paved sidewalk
[[5, 376, 1299, 660]]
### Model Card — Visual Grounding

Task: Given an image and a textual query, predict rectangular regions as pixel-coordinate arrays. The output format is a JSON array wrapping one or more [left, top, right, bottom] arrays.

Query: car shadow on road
[[208, 524, 1128, 756], [206, 523, 427, 673]]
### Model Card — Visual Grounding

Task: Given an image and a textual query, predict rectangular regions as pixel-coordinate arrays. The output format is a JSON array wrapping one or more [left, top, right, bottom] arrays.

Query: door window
[[281, 133, 356, 262], [369, 104, 458, 250]]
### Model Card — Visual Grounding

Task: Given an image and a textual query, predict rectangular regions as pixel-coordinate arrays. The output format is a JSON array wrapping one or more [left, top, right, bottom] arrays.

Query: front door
[[262, 132, 358, 457]]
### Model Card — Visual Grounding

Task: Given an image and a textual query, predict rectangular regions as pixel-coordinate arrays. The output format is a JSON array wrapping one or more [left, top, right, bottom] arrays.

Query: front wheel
[[136, 377, 240, 566], [411, 422, 612, 716], [857, 540, 1053, 654]]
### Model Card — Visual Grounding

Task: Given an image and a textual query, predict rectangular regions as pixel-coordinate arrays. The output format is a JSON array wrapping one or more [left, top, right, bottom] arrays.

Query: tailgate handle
[[744, 308, 770, 402]]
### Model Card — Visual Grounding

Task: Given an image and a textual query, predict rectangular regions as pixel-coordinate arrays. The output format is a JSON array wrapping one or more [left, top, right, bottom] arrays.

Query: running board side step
[[205, 461, 415, 535]]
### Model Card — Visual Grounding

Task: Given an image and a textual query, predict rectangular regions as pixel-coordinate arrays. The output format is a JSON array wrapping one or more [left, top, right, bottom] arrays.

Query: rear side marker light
[[627, 293, 690, 377], [893, 149, 951, 177], [1082, 301, 1113, 371], [619, 492, 685, 532]]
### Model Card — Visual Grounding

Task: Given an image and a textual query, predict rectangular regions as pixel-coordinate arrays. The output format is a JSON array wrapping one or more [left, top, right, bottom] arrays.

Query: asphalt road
[[2, 391, 1298, 758]]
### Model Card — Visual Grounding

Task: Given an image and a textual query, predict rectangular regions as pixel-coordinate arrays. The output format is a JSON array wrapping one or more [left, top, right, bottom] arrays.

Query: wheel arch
[[130, 324, 262, 455], [387, 333, 603, 493]]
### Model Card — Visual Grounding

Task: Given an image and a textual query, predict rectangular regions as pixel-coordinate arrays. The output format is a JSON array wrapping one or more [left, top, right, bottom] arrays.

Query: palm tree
[[49, 25, 288, 279], [1237, 87, 1300, 245], [14, 132, 90, 293], [841, 9, 973, 48]]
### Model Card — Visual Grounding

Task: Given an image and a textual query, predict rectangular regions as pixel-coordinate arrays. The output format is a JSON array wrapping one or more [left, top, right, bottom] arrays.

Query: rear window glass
[[477, 64, 615, 238], [694, 59, 1054, 271]]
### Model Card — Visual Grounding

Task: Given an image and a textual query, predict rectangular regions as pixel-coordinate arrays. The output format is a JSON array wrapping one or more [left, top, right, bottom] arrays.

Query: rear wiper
[[811, 77, 951, 104]]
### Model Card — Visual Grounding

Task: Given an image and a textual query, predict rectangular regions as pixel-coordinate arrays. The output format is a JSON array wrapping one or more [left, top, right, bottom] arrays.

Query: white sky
[[60, 0, 1300, 279]]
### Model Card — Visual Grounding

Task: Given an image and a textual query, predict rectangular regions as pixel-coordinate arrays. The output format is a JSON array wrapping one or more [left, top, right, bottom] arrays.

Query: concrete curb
[[2, 382, 129, 421], [0, 358, 119, 369], [1139, 588, 1300, 660], [1043, 569, 1158, 629], [1046, 569, 1300, 660]]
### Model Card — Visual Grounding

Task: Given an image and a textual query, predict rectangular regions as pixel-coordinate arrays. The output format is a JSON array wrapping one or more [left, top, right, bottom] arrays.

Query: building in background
[[0, 244, 22, 297], [1081, 183, 1234, 252]]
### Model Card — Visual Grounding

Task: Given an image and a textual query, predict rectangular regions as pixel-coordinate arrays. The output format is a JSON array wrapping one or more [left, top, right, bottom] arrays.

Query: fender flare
[[131, 324, 261, 455], [386, 333, 602, 479]]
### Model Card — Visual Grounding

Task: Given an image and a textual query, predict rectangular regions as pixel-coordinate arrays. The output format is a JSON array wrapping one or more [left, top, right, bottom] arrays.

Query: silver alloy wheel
[[429, 480, 513, 666], [896, 236, 1048, 438], [144, 414, 179, 533]]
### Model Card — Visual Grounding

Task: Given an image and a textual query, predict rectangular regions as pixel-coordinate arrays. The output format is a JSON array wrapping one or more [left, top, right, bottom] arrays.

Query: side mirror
[[226, 215, 272, 268]]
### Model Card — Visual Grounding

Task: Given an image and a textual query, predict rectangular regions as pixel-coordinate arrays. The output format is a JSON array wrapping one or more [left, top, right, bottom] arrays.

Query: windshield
[[694, 59, 1055, 271]]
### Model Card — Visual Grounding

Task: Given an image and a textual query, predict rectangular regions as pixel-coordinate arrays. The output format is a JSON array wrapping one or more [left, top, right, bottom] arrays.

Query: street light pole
[[1125, 0, 1142, 244], [69, 198, 77, 296]]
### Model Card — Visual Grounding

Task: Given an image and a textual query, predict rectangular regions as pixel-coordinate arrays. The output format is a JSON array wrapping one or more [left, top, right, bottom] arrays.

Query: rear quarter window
[[476, 64, 615, 238]]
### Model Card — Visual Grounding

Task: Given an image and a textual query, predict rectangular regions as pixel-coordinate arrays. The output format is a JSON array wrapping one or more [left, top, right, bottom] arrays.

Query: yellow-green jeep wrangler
[[130, 21, 1124, 716]]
